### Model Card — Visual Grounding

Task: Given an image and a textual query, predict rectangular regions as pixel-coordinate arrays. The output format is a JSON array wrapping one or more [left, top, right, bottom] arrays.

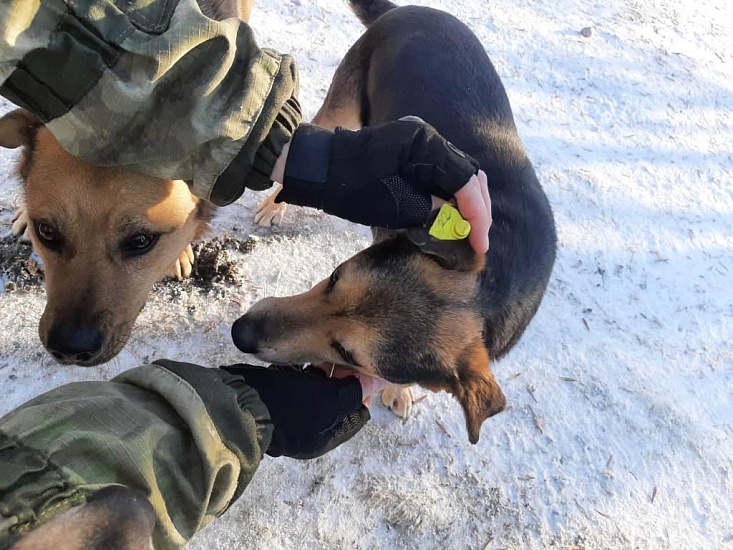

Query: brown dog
[[10, 487, 156, 550], [233, 0, 557, 444], [0, 0, 256, 367], [0, 111, 212, 366]]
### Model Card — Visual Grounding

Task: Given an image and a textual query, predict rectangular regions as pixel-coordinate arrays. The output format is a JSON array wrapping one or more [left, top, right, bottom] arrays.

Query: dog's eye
[[34, 221, 62, 251], [331, 341, 358, 366], [122, 233, 159, 257]]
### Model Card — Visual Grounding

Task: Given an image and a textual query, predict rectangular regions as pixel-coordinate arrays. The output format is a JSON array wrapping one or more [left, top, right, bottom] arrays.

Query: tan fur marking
[[417, 254, 480, 303], [312, 104, 362, 132], [453, 342, 506, 444], [430, 309, 484, 366]]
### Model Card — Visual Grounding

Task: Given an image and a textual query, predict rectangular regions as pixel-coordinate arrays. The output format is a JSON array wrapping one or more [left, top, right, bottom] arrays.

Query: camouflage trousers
[[0, 361, 272, 549]]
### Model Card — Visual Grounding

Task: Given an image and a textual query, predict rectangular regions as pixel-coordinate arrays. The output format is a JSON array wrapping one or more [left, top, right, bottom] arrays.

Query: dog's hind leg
[[311, 55, 364, 132]]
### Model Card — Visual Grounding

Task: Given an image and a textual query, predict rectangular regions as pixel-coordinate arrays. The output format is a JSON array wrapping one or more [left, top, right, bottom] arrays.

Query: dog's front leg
[[381, 384, 414, 419], [11, 206, 31, 242], [167, 244, 195, 280], [254, 184, 287, 227]]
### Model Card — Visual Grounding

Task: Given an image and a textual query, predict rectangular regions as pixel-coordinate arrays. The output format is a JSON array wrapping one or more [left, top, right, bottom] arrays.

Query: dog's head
[[233, 230, 506, 443], [11, 487, 155, 550], [0, 109, 210, 366]]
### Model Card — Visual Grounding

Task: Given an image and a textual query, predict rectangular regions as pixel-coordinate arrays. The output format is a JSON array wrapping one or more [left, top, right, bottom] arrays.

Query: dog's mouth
[[49, 353, 95, 367], [47, 347, 118, 367], [249, 346, 316, 366]]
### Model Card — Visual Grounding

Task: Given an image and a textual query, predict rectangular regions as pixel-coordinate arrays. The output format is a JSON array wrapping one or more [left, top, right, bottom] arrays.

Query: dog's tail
[[347, 0, 397, 26]]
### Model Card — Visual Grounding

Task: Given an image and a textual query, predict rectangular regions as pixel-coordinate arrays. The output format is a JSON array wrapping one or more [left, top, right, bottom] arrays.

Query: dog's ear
[[12, 486, 156, 550], [0, 109, 40, 149], [406, 225, 484, 272], [447, 340, 506, 444]]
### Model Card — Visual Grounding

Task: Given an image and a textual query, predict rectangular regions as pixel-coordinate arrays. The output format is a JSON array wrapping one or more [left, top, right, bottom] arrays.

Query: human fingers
[[454, 172, 491, 254]]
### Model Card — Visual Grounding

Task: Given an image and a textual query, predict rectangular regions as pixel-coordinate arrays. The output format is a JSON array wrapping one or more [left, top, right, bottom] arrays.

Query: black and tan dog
[[233, 0, 557, 444], [0, 0, 257, 367]]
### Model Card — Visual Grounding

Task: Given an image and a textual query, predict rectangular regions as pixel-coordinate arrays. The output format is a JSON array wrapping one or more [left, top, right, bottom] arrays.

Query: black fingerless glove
[[219, 364, 369, 460], [277, 119, 479, 228]]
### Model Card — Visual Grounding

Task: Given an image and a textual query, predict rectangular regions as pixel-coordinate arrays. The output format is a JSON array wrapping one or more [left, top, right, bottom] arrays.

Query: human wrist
[[276, 123, 335, 209], [269, 140, 290, 184]]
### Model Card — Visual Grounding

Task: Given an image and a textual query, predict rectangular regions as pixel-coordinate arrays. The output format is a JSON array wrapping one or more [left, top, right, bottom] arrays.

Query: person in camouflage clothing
[[0, 360, 387, 549]]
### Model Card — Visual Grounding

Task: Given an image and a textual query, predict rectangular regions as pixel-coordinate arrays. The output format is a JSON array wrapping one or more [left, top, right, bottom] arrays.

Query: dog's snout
[[231, 314, 266, 354], [46, 322, 104, 364]]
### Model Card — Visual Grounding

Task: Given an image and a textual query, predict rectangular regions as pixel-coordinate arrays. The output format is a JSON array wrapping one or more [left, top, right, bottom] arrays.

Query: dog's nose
[[231, 314, 265, 354], [46, 323, 104, 363]]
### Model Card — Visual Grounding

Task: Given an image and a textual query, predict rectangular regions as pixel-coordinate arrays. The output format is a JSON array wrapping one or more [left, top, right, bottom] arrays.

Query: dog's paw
[[168, 244, 195, 280], [254, 187, 287, 227], [381, 384, 414, 419], [11, 207, 31, 242]]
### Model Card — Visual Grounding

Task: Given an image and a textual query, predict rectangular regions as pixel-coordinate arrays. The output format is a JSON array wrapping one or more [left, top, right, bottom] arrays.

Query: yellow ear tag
[[428, 203, 471, 240]]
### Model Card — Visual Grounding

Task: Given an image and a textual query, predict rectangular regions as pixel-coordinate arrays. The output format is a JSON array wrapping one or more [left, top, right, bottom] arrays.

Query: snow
[[1, 0, 732, 548]]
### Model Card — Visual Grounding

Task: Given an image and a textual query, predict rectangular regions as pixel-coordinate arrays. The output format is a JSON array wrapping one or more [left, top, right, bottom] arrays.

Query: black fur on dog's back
[[346, 2, 557, 359]]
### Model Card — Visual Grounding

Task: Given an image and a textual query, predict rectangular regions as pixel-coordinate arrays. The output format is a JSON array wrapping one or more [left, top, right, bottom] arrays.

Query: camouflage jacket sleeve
[[0, 362, 273, 550], [0, 0, 302, 205]]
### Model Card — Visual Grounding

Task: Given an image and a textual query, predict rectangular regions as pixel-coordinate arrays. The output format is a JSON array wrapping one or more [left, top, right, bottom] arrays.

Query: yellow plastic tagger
[[429, 203, 471, 240]]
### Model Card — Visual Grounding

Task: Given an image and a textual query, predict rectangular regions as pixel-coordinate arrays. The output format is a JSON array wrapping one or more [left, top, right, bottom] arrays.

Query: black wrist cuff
[[278, 123, 335, 208]]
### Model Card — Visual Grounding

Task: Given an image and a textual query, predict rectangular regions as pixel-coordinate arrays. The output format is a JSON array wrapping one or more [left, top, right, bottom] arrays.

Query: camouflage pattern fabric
[[0, 362, 273, 550], [0, 0, 302, 205]]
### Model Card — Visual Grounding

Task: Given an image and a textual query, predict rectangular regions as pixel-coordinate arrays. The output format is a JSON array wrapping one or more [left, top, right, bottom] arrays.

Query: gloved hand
[[218, 364, 370, 460], [277, 118, 480, 228]]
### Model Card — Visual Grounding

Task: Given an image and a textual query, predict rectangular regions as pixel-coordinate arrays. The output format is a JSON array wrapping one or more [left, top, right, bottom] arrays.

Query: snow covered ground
[[1, 0, 731, 548]]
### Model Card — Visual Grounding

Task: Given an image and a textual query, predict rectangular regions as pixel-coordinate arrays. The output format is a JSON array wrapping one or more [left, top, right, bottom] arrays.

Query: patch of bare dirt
[[157, 235, 257, 297], [0, 236, 44, 291]]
